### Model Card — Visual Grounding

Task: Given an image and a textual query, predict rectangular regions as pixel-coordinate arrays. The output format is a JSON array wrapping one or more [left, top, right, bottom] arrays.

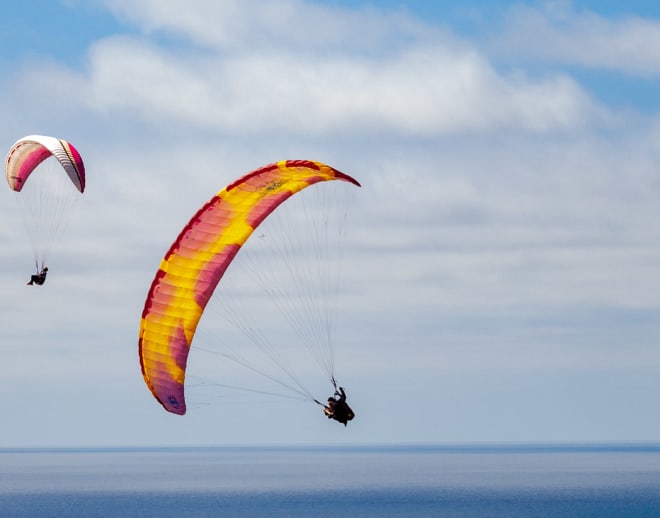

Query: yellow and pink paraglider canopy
[[138, 159, 360, 415]]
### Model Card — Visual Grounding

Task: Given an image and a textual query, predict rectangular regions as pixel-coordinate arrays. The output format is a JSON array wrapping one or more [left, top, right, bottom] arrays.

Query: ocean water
[[2, 444, 660, 517]]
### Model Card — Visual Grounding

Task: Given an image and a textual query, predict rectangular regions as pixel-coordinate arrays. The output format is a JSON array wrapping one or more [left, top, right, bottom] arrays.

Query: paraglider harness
[[27, 264, 48, 286], [316, 378, 355, 427]]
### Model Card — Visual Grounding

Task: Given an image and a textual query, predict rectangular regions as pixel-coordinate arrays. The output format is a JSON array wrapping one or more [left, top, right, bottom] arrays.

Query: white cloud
[[493, 2, 660, 75], [104, 0, 432, 53], [18, 9, 606, 138]]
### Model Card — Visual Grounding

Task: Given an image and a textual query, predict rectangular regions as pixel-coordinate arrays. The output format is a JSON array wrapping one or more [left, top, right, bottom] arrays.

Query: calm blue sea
[[2, 444, 660, 517]]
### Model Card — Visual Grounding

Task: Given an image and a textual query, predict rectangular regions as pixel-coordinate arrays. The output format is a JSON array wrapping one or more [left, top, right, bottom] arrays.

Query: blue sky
[[2, 0, 660, 448]]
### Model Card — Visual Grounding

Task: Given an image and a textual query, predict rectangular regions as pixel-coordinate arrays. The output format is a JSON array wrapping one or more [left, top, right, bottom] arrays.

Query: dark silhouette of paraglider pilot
[[27, 266, 48, 286], [323, 386, 355, 426]]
